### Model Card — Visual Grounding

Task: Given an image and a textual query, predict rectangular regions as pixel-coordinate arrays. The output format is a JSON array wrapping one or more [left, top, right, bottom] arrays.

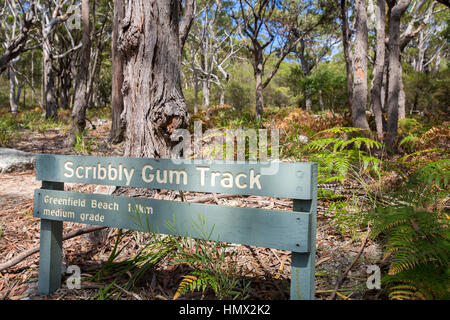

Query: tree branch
[[0, 2, 36, 74], [179, 0, 196, 52]]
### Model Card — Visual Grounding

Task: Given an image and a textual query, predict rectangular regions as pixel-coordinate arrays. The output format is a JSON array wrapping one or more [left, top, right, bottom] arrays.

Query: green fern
[[169, 215, 250, 300], [173, 270, 247, 300], [305, 127, 383, 184], [364, 206, 449, 300], [397, 118, 423, 153], [382, 210, 448, 274], [399, 134, 421, 152], [403, 159, 449, 207], [384, 264, 450, 300], [173, 273, 209, 299], [318, 126, 367, 135], [362, 159, 450, 300], [303, 127, 385, 235]]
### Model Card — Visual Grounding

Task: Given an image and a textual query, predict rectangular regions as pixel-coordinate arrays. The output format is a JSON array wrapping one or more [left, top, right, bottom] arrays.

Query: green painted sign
[[33, 154, 318, 300], [36, 154, 315, 199]]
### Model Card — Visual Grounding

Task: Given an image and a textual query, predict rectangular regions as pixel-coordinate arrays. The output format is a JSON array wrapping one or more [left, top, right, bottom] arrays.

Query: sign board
[[33, 154, 318, 300], [36, 154, 315, 199]]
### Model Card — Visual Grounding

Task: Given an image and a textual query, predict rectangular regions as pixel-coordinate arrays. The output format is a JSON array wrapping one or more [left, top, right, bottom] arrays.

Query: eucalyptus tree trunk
[[415, 30, 425, 72], [109, 0, 126, 144], [202, 13, 211, 110], [60, 68, 72, 110], [298, 39, 313, 111], [71, 0, 91, 141], [202, 79, 210, 109], [193, 73, 200, 113], [386, 0, 412, 148], [370, 0, 386, 140], [398, 63, 406, 120], [352, 0, 371, 132], [340, 0, 353, 105], [255, 74, 264, 118], [219, 88, 225, 106], [119, 0, 189, 158], [305, 89, 312, 111], [254, 47, 264, 119], [43, 34, 57, 119], [179, 0, 196, 51], [319, 89, 324, 112], [9, 64, 20, 114]]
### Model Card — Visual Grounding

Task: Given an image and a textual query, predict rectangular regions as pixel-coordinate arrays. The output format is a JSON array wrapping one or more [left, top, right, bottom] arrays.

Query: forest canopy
[[0, 1, 447, 138]]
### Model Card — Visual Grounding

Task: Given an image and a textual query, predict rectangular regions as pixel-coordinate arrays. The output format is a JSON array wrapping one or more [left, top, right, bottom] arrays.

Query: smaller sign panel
[[33, 189, 311, 252]]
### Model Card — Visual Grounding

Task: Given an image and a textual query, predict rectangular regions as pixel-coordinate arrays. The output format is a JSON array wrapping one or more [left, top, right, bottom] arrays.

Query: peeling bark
[[109, 0, 126, 144], [386, 0, 412, 148], [398, 64, 406, 120], [119, 0, 189, 158], [254, 48, 264, 119], [340, 0, 353, 105], [202, 79, 210, 109], [43, 36, 57, 119], [9, 63, 20, 114], [71, 0, 91, 140], [370, 0, 386, 140], [352, 0, 371, 132]]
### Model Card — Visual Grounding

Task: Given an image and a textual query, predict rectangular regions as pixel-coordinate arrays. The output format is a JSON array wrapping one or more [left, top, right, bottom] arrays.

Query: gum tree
[[352, 0, 371, 132], [234, 0, 335, 119], [70, 0, 90, 141], [118, 0, 195, 158]]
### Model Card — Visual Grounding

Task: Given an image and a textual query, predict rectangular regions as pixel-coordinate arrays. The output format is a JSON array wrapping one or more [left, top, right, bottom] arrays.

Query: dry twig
[[329, 225, 371, 300], [0, 226, 106, 272]]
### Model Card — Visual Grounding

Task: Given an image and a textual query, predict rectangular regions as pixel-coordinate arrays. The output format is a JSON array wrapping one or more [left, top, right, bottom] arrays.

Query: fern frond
[[399, 148, 440, 162], [318, 127, 366, 135], [367, 206, 410, 238], [399, 134, 420, 147], [173, 275, 199, 300], [173, 272, 214, 300], [305, 138, 341, 151], [384, 263, 450, 300], [388, 285, 425, 300], [412, 159, 449, 189], [372, 206, 450, 275], [364, 158, 450, 300], [420, 125, 450, 145]]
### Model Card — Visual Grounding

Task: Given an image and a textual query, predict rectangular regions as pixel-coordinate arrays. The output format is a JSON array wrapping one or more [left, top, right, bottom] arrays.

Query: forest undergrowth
[[0, 105, 448, 300]]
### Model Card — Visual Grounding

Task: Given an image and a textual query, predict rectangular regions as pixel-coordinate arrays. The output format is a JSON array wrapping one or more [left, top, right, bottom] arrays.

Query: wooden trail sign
[[33, 154, 318, 300]]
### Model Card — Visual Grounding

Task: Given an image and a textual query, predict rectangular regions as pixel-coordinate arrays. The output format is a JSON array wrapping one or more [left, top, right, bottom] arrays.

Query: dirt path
[[0, 171, 40, 204]]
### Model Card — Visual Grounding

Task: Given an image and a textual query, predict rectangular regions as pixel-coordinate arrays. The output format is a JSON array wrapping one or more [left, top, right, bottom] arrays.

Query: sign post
[[37, 181, 64, 294]]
